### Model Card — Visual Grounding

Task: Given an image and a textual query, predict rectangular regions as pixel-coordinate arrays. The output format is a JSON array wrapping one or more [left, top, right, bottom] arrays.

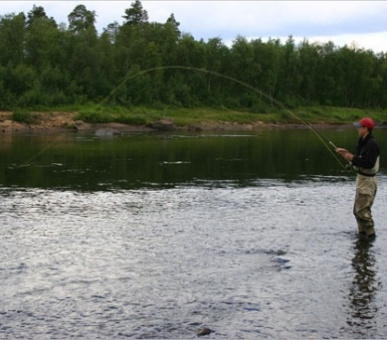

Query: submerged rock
[[197, 327, 212, 336], [95, 127, 119, 136]]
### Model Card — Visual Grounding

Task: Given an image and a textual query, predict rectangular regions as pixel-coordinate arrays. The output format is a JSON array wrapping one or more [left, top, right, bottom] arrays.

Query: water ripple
[[1, 181, 387, 338]]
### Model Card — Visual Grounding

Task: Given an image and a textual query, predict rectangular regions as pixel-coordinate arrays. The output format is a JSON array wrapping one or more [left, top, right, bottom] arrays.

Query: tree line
[[1, 0, 387, 112]]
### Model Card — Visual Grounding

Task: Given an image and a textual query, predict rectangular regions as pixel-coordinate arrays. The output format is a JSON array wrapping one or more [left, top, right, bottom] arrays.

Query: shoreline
[[0, 111, 353, 134]]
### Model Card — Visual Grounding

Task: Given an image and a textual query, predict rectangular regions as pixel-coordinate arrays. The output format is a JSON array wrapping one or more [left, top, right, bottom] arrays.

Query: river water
[[1, 128, 387, 339]]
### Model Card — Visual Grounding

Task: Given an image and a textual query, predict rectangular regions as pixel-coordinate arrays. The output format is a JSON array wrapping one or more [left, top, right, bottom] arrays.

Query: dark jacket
[[352, 133, 380, 174]]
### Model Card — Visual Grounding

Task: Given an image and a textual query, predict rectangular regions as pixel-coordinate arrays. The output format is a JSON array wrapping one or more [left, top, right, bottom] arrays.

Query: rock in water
[[197, 327, 212, 336], [150, 118, 176, 131], [95, 127, 118, 136]]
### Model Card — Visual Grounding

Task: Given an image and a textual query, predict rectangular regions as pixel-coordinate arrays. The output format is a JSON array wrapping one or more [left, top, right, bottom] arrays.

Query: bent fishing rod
[[100, 65, 347, 170]]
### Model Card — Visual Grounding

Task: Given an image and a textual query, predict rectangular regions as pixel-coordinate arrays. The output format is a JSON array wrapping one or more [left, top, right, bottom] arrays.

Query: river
[[1, 128, 386, 339]]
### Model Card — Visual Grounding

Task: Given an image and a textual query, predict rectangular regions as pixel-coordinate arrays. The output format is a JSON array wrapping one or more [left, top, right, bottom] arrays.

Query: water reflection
[[347, 238, 380, 338], [0, 129, 364, 191]]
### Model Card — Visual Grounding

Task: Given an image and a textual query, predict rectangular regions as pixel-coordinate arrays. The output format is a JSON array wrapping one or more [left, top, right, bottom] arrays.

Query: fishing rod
[[100, 65, 347, 169]]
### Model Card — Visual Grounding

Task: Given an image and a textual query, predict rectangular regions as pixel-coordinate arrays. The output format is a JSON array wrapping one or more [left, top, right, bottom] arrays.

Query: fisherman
[[336, 117, 380, 239]]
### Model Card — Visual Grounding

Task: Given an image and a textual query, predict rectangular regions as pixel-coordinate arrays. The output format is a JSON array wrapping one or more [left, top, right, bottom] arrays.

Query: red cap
[[353, 117, 375, 129]]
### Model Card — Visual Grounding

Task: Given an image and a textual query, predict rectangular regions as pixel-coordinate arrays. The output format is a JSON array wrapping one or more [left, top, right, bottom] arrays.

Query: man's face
[[357, 126, 368, 137]]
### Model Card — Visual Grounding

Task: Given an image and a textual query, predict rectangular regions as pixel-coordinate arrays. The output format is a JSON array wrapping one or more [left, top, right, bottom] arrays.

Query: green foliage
[[68, 5, 97, 33], [75, 109, 113, 123], [75, 107, 151, 125], [117, 113, 148, 125], [11, 109, 39, 124], [123, 0, 148, 25], [0, 0, 387, 118]]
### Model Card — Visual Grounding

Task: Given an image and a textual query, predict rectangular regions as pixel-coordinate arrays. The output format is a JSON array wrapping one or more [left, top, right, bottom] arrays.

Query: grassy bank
[[72, 105, 387, 126], [9, 105, 387, 127]]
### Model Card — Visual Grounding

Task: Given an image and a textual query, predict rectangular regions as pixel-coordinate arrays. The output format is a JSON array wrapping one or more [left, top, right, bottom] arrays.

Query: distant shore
[[0, 111, 358, 134]]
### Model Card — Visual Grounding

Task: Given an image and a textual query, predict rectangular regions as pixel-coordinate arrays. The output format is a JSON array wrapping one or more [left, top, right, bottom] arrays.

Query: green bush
[[75, 110, 113, 123], [117, 114, 148, 125], [11, 110, 38, 124]]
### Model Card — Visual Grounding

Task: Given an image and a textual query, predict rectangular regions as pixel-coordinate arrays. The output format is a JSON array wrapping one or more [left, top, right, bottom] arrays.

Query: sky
[[1, 1, 387, 53]]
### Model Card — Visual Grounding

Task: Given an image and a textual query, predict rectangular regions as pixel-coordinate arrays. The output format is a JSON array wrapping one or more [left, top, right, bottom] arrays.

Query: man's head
[[353, 117, 375, 137]]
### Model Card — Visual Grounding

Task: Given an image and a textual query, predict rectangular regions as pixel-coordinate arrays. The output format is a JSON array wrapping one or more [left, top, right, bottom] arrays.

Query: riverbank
[[0, 111, 264, 133], [0, 106, 384, 134]]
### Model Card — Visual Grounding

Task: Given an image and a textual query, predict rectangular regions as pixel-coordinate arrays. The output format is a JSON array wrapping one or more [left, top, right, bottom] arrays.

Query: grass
[[73, 105, 291, 127], [11, 109, 39, 124]]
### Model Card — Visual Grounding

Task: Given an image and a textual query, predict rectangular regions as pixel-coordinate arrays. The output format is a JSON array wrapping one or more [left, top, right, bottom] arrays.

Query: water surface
[[1, 129, 387, 339]]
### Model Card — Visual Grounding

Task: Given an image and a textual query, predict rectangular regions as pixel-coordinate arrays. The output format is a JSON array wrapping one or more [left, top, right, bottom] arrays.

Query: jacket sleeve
[[352, 139, 380, 169]]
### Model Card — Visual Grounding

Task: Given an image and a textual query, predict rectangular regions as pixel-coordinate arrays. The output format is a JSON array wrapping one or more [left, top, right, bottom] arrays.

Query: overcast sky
[[1, 1, 387, 53]]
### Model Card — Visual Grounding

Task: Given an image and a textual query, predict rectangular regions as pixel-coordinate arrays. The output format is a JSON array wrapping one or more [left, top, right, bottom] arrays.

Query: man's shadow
[[346, 237, 380, 338]]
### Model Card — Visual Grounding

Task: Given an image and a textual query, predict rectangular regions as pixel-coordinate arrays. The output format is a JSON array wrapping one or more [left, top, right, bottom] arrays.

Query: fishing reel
[[345, 162, 357, 173]]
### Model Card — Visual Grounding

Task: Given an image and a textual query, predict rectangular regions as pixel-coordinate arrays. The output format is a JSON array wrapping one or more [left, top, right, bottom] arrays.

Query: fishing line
[[100, 65, 346, 169]]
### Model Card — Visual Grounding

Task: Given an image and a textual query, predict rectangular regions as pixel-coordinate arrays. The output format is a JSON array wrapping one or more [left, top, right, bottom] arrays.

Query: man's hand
[[336, 148, 354, 161]]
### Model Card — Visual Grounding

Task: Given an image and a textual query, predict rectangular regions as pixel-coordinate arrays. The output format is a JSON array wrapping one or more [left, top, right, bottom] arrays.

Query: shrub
[[11, 110, 38, 124], [75, 110, 112, 123], [117, 113, 148, 125]]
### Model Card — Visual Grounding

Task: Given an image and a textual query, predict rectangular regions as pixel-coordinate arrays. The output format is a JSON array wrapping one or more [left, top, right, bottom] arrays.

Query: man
[[336, 117, 380, 239]]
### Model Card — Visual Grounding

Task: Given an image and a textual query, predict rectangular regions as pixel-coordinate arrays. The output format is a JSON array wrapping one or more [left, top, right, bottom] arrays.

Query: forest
[[0, 0, 387, 113]]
